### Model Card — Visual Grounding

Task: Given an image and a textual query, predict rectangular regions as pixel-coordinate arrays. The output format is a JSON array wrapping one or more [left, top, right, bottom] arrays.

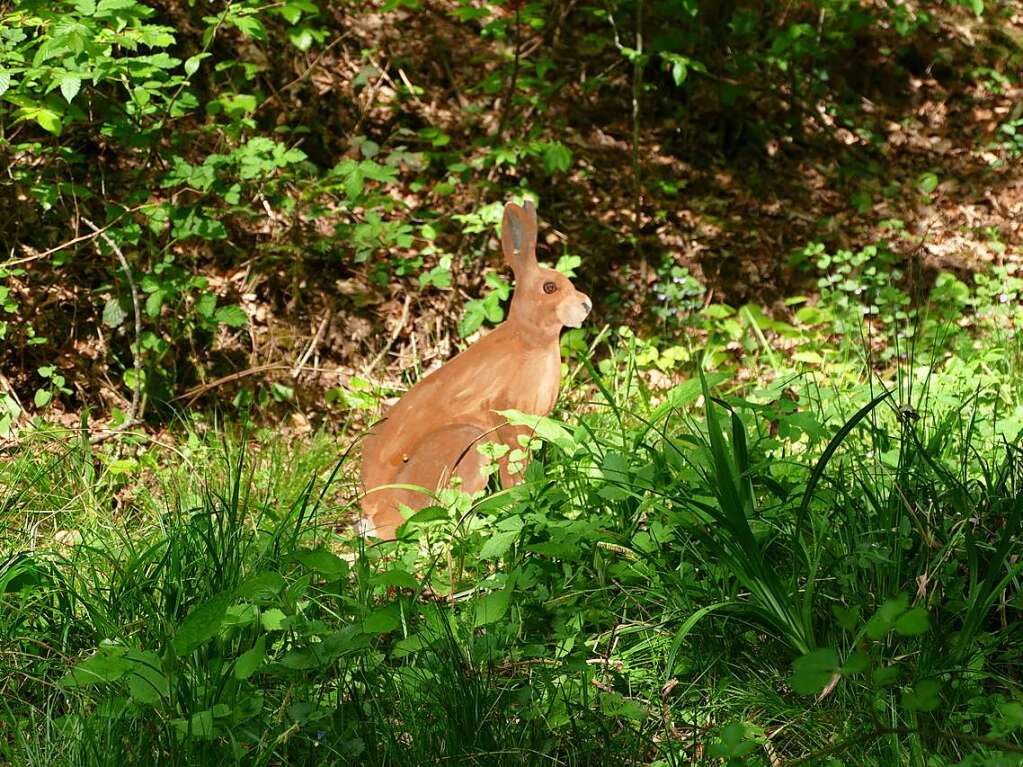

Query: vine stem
[[82, 218, 142, 442]]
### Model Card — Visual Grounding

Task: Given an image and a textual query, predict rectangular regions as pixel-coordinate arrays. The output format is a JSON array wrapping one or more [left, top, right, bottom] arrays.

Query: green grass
[[3, 342, 1023, 766]]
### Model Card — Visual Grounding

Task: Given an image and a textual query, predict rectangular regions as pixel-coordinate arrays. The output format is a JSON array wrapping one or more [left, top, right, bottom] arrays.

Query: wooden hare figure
[[359, 200, 591, 539]]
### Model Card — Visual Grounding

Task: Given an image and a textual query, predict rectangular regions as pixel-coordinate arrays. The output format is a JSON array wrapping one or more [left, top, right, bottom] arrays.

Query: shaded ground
[[2, 0, 1022, 438]]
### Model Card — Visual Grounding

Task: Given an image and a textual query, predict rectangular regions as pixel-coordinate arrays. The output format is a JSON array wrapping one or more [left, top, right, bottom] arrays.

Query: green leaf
[[473, 586, 511, 627], [362, 605, 401, 634], [35, 109, 62, 135], [261, 608, 287, 632], [0, 72, 10, 97], [790, 648, 840, 695], [235, 571, 285, 601], [103, 297, 127, 328], [174, 593, 230, 655], [145, 290, 164, 318], [371, 569, 418, 589], [902, 679, 941, 712], [124, 649, 168, 705], [542, 142, 572, 175], [172, 706, 222, 740], [107, 458, 137, 475], [184, 53, 209, 77], [893, 607, 930, 636], [60, 76, 81, 103], [497, 409, 577, 453], [61, 645, 133, 687], [96, 0, 140, 15], [214, 305, 248, 328], [999, 702, 1023, 729], [831, 604, 860, 631], [293, 548, 346, 579], [234, 635, 265, 680], [289, 27, 315, 51], [871, 665, 900, 687], [33, 389, 52, 408], [841, 651, 869, 675], [479, 529, 519, 560], [197, 293, 217, 319], [916, 172, 939, 195]]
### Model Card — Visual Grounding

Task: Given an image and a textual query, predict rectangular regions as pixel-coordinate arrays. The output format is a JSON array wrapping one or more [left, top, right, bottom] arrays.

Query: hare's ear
[[501, 201, 538, 277]]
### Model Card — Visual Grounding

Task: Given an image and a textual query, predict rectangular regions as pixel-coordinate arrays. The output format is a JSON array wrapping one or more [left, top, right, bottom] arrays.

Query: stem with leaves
[[82, 218, 142, 441]]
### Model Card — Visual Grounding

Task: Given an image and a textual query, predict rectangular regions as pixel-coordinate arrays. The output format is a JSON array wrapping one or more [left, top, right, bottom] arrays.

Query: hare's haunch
[[359, 200, 591, 539]]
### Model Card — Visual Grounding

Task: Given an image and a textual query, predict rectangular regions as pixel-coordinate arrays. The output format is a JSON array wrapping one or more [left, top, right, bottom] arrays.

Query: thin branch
[[363, 294, 412, 376], [82, 218, 142, 443], [292, 311, 331, 378], [1, 208, 141, 269], [493, 5, 522, 142]]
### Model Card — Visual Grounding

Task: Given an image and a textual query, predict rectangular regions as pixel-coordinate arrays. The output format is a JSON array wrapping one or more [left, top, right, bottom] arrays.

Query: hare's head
[[501, 201, 591, 335]]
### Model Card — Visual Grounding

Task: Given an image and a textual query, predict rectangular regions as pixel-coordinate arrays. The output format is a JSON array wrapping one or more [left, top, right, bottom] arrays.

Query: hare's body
[[360, 201, 590, 539]]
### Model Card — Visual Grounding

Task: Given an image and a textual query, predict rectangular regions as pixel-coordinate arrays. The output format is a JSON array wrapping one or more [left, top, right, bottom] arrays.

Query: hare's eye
[[543, 281, 558, 294]]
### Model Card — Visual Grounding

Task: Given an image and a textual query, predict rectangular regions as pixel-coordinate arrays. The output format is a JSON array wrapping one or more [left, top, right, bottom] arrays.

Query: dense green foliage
[[4, 341, 1023, 764], [3, 0, 1022, 425], [3, 0, 1023, 764]]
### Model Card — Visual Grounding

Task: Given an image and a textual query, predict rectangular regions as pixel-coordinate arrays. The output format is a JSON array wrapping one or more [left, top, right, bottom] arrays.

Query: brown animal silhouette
[[359, 200, 591, 539]]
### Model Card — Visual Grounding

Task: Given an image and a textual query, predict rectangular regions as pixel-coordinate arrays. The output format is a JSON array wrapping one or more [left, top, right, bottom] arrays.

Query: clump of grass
[[3, 344, 1023, 766]]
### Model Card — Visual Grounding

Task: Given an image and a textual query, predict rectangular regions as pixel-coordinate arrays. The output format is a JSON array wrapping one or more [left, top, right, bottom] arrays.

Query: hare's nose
[[582, 298, 592, 313]]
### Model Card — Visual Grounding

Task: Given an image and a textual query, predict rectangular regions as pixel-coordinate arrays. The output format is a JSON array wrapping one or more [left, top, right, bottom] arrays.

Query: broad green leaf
[[145, 290, 164, 318], [214, 305, 248, 328], [893, 607, 930, 636], [293, 547, 346, 579], [235, 571, 285, 601], [174, 593, 230, 655], [872, 665, 900, 686], [542, 142, 572, 175], [362, 605, 401, 634], [234, 635, 265, 680], [479, 529, 519, 560], [197, 293, 216, 319], [902, 679, 941, 712], [184, 53, 209, 77], [61, 646, 133, 687], [103, 297, 127, 328], [35, 109, 62, 135], [124, 649, 168, 704], [107, 458, 137, 475], [172, 705, 228, 740], [999, 702, 1023, 729], [261, 608, 287, 632], [497, 409, 576, 453], [60, 76, 81, 103], [371, 569, 418, 590], [790, 648, 840, 695], [33, 389, 52, 408], [96, 0, 139, 15], [473, 586, 511, 627], [916, 172, 939, 195], [865, 593, 910, 640]]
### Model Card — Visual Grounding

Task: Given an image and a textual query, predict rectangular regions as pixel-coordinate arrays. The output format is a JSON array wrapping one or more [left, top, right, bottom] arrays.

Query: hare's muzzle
[[560, 291, 592, 328]]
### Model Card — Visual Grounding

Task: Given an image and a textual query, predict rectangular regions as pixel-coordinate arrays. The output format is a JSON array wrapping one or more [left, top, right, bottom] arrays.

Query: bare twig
[[82, 218, 142, 443], [1, 208, 142, 270], [175, 363, 284, 405], [292, 312, 331, 378], [254, 32, 354, 117], [493, 5, 523, 143], [363, 294, 412, 376]]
